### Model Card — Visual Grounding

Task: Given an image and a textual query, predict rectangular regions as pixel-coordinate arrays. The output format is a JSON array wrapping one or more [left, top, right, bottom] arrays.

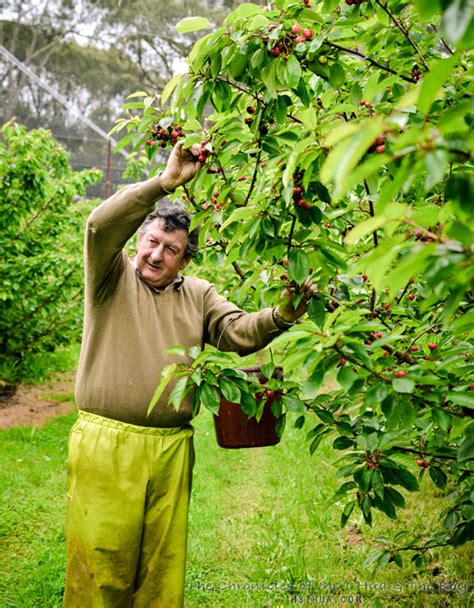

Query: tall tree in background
[[0, 0, 265, 129]]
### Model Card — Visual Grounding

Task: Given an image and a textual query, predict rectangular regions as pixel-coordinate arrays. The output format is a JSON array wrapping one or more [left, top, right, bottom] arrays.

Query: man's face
[[136, 219, 190, 288]]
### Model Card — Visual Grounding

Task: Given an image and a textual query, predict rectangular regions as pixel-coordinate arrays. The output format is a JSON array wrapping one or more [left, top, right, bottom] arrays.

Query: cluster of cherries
[[147, 123, 184, 148], [255, 388, 280, 404], [262, 22, 314, 58], [367, 133, 386, 154], [411, 64, 422, 81], [345, 0, 365, 5], [292, 173, 311, 209]]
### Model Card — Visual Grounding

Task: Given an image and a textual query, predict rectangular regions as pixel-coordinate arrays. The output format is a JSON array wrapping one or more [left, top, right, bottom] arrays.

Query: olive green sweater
[[75, 177, 283, 427]]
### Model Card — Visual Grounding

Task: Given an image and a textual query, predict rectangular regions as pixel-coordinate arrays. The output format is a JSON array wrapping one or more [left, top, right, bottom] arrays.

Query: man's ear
[[179, 256, 191, 271]]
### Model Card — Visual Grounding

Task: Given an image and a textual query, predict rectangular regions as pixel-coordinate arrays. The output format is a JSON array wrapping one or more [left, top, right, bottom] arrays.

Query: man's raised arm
[[84, 142, 206, 302]]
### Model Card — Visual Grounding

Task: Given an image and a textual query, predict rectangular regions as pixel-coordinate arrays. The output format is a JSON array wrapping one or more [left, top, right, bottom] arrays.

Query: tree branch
[[325, 41, 417, 84], [374, 0, 429, 71]]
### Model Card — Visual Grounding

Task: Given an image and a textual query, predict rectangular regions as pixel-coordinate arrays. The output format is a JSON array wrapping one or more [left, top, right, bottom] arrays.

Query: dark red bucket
[[213, 366, 283, 449]]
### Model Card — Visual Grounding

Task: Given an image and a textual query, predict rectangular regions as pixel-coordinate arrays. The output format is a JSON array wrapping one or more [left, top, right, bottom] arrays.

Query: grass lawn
[[0, 410, 472, 607]]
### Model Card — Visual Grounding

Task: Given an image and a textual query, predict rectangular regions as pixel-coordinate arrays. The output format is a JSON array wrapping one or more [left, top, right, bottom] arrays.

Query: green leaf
[[418, 54, 459, 115], [345, 216, 390, 246], [392, 378, 415, 394], [413, 0, 441, 19], [365, 383, 390, 406], [446, 391, 474, 409], [175, 16, 212, 33], [169, 376, 189, 410], [161, 74, 183, 105], [113, 131, 137, 153], [429, 465, 448, 489], [458, 424, 474, 462], [329, 63, 345, 88], [201, 383, 221, 415], [320, 118, 383, 196], [392, 467, 419, 492], [307, 299, 325, 327], [288, 250, 310, 284], [386, 244, 437, 297], [219, 377, 242, 404], [384, 486, 405, 509], [341, 500, 356, 527], [224, 2, 262, 23], [333, 436, 354, 450], [147, 363, 178, 416], [282, 395, 306, 413], [221, 206, 257, 229], [285, 54, 302, 89], [337, 366, 357, 391]]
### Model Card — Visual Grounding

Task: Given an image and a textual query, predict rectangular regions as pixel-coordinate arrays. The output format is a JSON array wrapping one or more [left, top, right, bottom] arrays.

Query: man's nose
[[150, 244, 164, 261]]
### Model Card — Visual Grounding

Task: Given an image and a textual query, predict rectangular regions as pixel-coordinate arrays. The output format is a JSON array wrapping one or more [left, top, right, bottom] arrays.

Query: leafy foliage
[[0, 122, 101, 382], [114, 0, 473, 568]]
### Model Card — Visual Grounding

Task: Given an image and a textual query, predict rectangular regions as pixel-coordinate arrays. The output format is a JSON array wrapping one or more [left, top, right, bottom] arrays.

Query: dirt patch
[[344, 524, 364, 548], [0, 372, 76, 429]]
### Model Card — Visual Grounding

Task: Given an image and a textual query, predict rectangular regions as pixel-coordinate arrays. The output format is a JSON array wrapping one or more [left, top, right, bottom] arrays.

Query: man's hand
[[277, 277, 317, 323], [160, 141, 209, 192]]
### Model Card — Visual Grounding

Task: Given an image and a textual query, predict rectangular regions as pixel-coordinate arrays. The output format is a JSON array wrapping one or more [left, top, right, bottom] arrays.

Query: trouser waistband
[[77, 410, 193, 436]]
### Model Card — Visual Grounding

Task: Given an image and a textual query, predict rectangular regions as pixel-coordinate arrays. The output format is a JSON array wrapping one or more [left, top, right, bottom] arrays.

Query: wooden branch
[[325, 41, 417, 84], [374, 0, 429, 71]]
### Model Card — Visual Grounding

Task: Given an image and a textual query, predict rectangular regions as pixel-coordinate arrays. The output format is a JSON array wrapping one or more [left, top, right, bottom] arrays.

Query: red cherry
[[303, 29, 314, 40], [375, 144, 385, 154], [416, 459, 429, 468], [408, 293, 415, 301], [198, 154, 207, 163], [384, 303, 391, 311], [292, 24, 302, 34], [410, 345, 419, 352], [265, 389, 275, 399], [339, 358, 347, 366], [394, 370, 407, 377], [247, 106, 256, 114], [361, 273, 368, 281], [383, 351, 389, 357], [280, 273, 288, 280], [171, 131, 180, 139], [295, 36, 306, 44], [374, 332, 382, 339], [428, 342, 437, 351], [146, 139, 154, 146], [270, 46, 282, 57]]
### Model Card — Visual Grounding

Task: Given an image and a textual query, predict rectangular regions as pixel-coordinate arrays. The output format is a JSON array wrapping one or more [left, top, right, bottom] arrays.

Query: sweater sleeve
[[84, 179, 168, 303], [203, 283, 284, 355]]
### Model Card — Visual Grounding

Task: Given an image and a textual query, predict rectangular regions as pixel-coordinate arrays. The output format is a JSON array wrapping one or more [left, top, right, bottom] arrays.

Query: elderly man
[[64, 142, 312, 607]]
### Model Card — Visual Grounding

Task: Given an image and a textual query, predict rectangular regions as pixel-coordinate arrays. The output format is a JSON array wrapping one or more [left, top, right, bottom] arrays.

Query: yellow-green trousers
[[64, 411, 195, 608]]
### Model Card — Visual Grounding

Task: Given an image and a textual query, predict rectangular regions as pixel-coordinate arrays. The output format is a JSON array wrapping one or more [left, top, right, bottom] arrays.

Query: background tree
[[0, 121, 101, 382], [114, 0, 473, 570]]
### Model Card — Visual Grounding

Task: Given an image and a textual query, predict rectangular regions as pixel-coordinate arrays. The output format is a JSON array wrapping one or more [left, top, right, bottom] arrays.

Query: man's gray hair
[[139, 201, 199, 259]]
